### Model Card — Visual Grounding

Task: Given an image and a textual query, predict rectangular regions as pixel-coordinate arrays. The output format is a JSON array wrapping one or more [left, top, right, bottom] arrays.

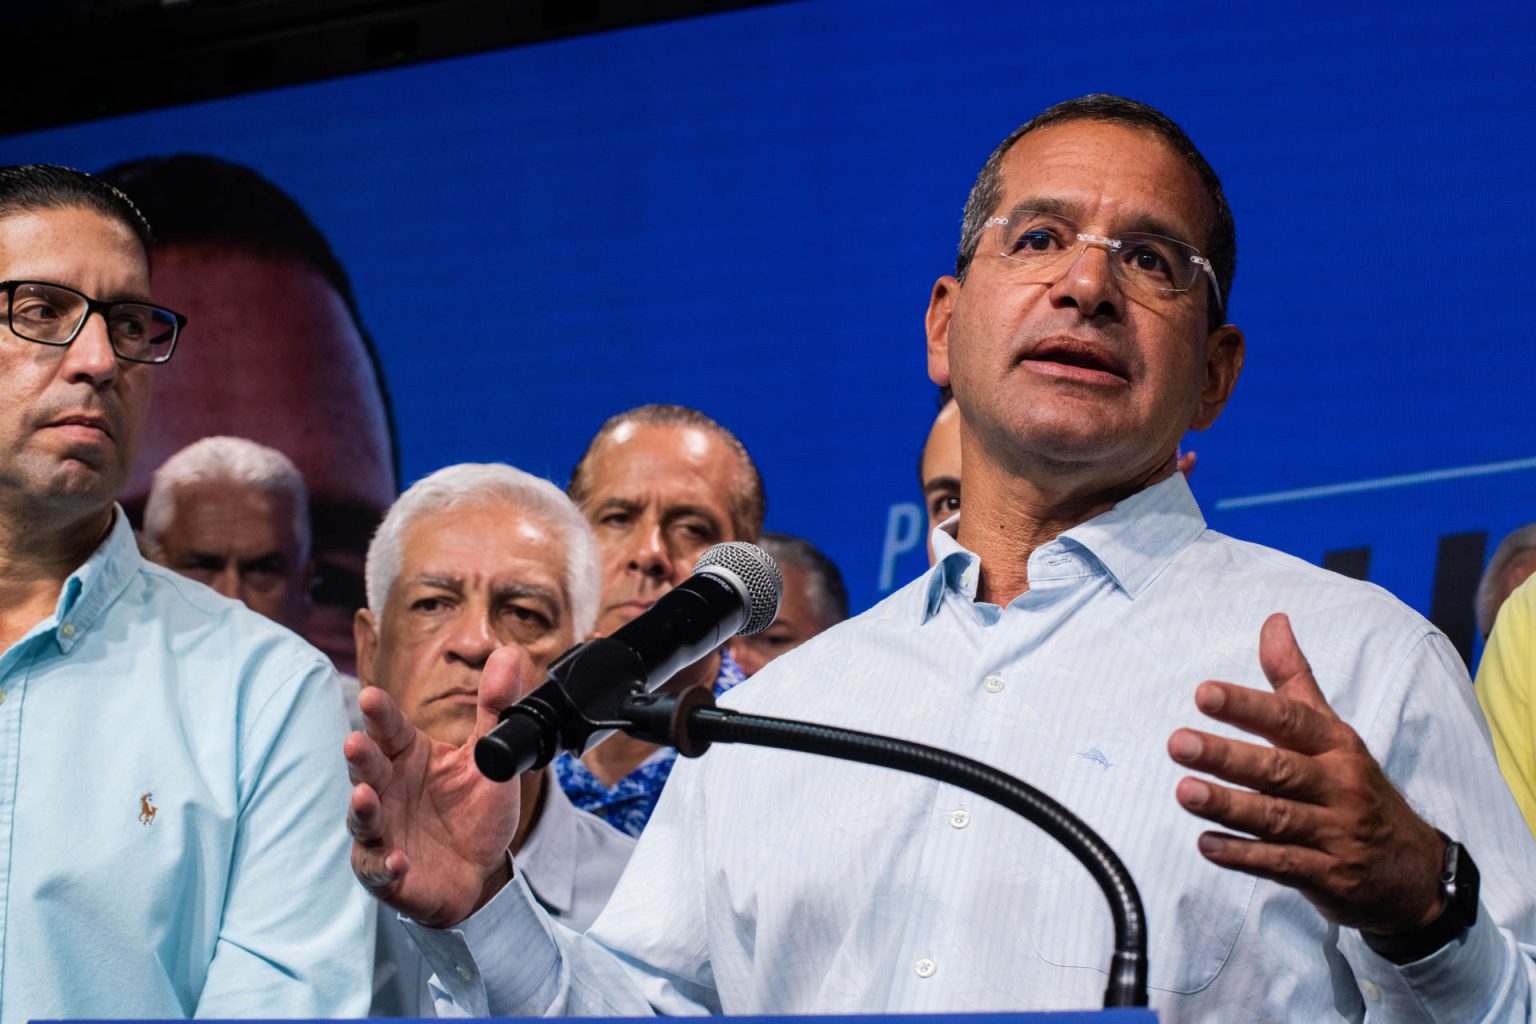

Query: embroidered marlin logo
[[1076, 748, 1114, 770], [138, 792, 158, 826]]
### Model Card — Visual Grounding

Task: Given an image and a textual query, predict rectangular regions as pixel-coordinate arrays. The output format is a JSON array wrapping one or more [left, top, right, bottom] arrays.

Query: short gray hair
[[143, 436, 310, 558], [1477, 524, 1536, 638], [365, 463, 600, 637]]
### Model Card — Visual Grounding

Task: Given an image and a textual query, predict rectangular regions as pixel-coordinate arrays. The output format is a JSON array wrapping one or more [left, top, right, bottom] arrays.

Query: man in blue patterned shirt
[[552, 403, 762, 836]]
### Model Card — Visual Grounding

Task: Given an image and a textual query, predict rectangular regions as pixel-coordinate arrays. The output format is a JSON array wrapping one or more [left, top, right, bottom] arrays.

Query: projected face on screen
[[123, 244, 394, 675]]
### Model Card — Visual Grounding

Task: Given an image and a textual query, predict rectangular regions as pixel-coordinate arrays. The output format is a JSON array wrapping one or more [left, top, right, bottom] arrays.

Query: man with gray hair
[[351, 463, 634, 1016], [1477, 524, 1536, 641], [142, 435, 313, 632]]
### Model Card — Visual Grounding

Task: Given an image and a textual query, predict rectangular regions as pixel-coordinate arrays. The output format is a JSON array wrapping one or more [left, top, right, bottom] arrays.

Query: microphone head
[[694, 541, 782, 636]]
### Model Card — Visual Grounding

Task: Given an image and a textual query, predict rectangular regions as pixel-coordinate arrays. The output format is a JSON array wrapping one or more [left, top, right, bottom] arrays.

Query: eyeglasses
[[984, 210, 1222, 313], [1, 280, 185, 364]]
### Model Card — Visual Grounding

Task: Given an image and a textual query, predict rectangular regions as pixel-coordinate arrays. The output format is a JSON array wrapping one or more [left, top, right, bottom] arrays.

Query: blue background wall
[[4, 0, 1533, 662]]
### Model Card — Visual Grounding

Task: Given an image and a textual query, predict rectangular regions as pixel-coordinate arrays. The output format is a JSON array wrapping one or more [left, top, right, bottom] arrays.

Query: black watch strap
[[1362, 833, 1480, 965]]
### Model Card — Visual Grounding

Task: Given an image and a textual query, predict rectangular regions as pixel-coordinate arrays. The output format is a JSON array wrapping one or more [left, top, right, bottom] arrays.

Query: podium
[[42, 1013, 1155, 1019], [43, 1016, 1159, 1023]]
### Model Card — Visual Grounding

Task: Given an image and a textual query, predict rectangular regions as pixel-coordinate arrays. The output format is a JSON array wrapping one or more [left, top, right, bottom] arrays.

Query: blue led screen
[[4, 0, 1533, 665]]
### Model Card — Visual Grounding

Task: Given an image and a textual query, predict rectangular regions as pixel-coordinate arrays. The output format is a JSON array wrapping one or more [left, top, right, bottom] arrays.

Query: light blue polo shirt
[[0, 509, 370, 1021]]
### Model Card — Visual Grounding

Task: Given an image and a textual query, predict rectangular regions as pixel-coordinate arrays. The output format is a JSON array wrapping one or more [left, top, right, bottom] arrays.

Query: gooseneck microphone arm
[[470, 540, 1149, 1007], [618, 688, 1151, 1010]]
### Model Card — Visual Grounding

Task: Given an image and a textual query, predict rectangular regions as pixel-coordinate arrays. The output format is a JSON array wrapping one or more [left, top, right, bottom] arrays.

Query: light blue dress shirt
[[410, 474, 1536, 1022], [372, 772, 635, 1016], [0, 510, 371, 1022]]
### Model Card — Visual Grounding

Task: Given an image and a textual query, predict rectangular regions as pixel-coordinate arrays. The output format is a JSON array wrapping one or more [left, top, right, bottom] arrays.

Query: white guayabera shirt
[[409, 474, 1536, 1023]]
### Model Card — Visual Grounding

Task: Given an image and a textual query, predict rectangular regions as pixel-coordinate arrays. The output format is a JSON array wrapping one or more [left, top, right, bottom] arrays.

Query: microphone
[[474, 541, 782, 782]]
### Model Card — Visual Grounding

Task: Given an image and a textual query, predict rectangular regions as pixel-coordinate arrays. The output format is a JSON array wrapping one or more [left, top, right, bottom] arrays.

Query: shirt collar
[[919, 472, 1205, 622], [52, 506, 142, 654]]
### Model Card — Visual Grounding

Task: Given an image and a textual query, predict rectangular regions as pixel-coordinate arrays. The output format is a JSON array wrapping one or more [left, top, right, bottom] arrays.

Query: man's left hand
[[1168, 612, 1445, 936]]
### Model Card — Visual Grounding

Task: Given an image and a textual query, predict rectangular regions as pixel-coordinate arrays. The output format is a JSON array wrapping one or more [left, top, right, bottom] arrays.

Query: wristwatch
[[1362, 832, 1480, 964]]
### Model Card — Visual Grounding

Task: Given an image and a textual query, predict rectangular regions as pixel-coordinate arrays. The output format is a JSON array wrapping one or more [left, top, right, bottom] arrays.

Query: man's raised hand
[[1167, 612, 1445, 936], [345, 645, 530, 928]]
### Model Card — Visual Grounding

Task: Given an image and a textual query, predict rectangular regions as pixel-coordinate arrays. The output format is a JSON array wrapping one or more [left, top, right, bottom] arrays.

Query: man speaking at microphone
[[347, 96, 1536, 1021]]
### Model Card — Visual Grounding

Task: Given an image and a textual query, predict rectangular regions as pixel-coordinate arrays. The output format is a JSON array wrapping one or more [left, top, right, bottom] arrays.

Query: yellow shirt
[[1477, 575, 1536, 835]]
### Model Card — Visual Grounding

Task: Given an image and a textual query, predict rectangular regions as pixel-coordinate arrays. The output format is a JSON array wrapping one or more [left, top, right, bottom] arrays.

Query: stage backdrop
[[4, 0, 1533, 666]]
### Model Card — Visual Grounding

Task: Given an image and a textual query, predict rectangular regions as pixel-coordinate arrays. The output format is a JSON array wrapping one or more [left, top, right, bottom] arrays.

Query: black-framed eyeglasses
[[0, 279, 186, 364]]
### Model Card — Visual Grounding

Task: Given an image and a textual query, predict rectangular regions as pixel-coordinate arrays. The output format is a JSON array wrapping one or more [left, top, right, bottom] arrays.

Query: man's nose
[[445, 609, 499, 669], [1048, 239, 1125, 321], [59, 311, 120, 386], [625, 524, 674, 582], [211, 564, 242, 602]]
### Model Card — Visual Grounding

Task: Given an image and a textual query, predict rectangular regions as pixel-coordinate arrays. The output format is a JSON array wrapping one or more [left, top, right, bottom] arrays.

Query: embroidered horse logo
[[138, 792, 157, 826]]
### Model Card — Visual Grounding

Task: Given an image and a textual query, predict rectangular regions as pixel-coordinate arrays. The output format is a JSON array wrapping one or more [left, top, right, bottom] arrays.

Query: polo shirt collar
[[53, 506, 141, 654]]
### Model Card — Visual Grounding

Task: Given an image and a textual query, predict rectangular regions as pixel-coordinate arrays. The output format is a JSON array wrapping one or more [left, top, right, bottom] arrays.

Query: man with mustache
[[0, 164, 368, 1022], [347, 97, 1536, 1021]]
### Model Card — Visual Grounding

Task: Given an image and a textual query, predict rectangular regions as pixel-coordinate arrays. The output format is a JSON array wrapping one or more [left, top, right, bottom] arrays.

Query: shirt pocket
[[1026, 740, 1258, 995]]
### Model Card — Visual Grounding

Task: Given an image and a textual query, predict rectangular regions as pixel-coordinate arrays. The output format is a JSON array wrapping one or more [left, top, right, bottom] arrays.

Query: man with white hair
[[142, 435, 313, 631], [352, 463, 635, 1016]]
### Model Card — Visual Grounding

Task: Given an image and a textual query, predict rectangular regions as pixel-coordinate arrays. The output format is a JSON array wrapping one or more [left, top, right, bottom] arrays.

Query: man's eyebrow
[[1116, 212, 1202, 248], [237, 552, 288, 569], [1002, 198, 1200, 248], [411, 573, 464, 592], [177, 550, 230, 565], [1003, 197, 1074, 223], [664, 504, 723, 525], [495, 582, 564, 621], [590, 497, 642, 515], [923, 476, 961, 497]]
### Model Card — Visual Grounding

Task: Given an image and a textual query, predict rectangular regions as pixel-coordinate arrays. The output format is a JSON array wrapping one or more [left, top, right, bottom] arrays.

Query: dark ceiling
[[4, 0, 785, 137]]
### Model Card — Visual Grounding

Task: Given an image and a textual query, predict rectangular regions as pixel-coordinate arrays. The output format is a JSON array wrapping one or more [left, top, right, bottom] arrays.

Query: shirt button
[[1360, 979, 1380, 1002], [60, 623, 76, 638], [914, 957, 937, 978], [961, 566, 978, 589], [949, 809, 970, 829], [983, 674, 1004, 693], [456, 964, 475, 981]]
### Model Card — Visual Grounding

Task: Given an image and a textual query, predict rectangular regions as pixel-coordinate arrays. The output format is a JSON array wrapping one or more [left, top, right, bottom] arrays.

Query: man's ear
[[1189, 323, 1245, 432], [926, 275, 960, 387], [354, 608, 380, 686]]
